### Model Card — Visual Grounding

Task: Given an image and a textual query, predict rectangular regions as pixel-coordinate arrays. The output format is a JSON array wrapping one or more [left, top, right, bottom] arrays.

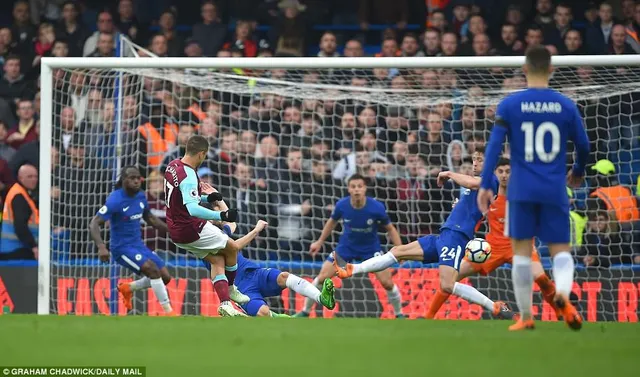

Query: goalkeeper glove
[[206, 192, 224, 203], [220, 209, 238, 222]]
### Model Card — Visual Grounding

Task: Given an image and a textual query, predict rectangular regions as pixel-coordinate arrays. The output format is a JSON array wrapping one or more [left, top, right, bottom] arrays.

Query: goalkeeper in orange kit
[[427, 157, 561, 319]]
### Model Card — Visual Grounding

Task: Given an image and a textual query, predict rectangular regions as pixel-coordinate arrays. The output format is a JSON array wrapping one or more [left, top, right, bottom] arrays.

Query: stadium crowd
[[0, 0, 639, 268]]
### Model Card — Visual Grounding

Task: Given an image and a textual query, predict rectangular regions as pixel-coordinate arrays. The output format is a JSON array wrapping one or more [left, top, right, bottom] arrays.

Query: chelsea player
[[296, 174, 404, 318], [334, 148, 515, 319], [89, 166, 176, 315], [478, 45, 590, 331]]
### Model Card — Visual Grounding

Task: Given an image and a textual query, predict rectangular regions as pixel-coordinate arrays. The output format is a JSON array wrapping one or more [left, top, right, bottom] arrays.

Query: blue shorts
[[112, 245, 165, 275], [328, 247, 383, 264], [507, 201, 570, 244], [417, 229, 469, 271], [236, 268, 283, 316]]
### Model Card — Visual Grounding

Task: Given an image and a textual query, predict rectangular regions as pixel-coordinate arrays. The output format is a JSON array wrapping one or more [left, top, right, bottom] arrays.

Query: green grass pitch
[[1, 315, 638, 377]]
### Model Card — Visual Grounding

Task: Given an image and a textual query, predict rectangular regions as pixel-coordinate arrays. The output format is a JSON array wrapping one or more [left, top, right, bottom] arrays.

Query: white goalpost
[[38, 55, 640, 320]]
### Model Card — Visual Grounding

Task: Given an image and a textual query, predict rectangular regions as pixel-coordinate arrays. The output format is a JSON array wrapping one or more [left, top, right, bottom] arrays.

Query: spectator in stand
[[87, 32, 115, 57], [376, 37, 399, 57], [621, 0, 636, 26], [309, 158, 344, 239], [83, 11, 115, 57], [0, 121, 16, 162], [34, 23, 55, 60], [358, 0, 408, 31], [317, 32, 338, 57], [416, 110, 447, 175], [378, 106, 409, 154], [8, 119, 39, 175], [237, 130, 257, 165], [439, 31, 458, 57], [223, 20, 257, 57], [400, 33, 423, 57], [11, 1, 36, 56], [423, 29, 441, 56], [116, 0, 142, 45], [586, 2, 615, 55], [625, 3, 640, 53], [0, 55, 35, 106], [587, 159, 639, 227], [450, 2, 470, 36], [191, 1, 226, 57], [580, 211, 631, 268], [496, 23, 524, 56], [533, 0, 554, 29], [254, 135, 280, 181], [427, 9, 447, 33], [271, 0, 308, 57], [6, 99, 37, 150], [462, 14, 487, 47], [471, 33, 493, 56], [0, 164, 38, 260], [543, 3, 574, 51], [184, 38, 203, 57], [504, 4, 524, 34], [149, 34, 168, 57], [53, 106, 77, 154], [563, 29, 585, 55], [325, 111, 361, 160], [157, 10, 183, 57], [609, 24, 635, 55], [525, 24, 545, 48], [56, 1, 89, 57]]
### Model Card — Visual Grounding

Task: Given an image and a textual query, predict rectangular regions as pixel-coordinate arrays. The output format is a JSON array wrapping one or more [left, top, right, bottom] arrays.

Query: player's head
[[185, 135, 209, 167], [472, 144, 485, 175], [347, 173, 367, 201], [115, 165, 142, 193], [495, 157, 511, 189], [523, 44, 552, 80]]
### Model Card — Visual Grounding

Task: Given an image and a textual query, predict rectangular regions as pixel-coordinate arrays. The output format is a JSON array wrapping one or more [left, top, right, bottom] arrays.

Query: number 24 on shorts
[[440, 246, 462, 261]]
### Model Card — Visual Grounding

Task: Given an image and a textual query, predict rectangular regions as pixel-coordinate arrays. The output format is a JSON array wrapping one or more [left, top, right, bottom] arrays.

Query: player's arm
[[480, 105, 508, 190], [568, 104, 590, 186], [143, 210, 168, 233], [89, 203, 112, 262], [180, 171, 236, 222], [384, 223, 402, 247], [438, 171, 481, 189]]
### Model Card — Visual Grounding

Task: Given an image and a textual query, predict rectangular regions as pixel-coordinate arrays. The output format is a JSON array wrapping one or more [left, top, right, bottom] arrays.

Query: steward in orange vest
[[588, 159, 639, 223], [137, 106, 178, 174], [1, 169, 39, 259]]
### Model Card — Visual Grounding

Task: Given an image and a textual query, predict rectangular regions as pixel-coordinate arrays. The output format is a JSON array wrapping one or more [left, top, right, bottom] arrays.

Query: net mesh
[[48, 61, 640, 320]]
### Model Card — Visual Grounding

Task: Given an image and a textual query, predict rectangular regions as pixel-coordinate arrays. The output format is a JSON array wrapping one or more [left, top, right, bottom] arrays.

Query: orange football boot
[[492, 301, 517, 320], [509, 319, 535, 331], [554, 295, 583, 331], [117, 282, 133, 311], [331, 252, 354, 279]]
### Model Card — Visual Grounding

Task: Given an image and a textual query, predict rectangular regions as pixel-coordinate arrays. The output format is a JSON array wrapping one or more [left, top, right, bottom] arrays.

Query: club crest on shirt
[[98, 206, 108, 214], [139, 202, 145, 209], [367, 219, 374, 225], [190, 189, 198, 198]]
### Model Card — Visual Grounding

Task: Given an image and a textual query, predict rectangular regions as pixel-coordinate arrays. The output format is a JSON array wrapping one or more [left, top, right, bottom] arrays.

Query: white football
[[465, 238, 492, 263]]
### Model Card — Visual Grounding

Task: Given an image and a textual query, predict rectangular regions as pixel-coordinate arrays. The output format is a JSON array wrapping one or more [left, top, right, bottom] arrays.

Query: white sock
[[129, 277, 151, 291], [387, 284, 402, 315], [286, 274, 321, 304], [553, 251, 575, 297], [452, 282, 494, 311], [352, 253, 397, 275], [150, 278, 172, 313], [301, 277, 320, 313], [512, 255, 533, 319]]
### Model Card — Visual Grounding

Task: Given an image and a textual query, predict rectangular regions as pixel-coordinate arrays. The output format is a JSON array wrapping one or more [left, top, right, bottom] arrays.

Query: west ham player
[[478, 45, 590, 331], [296, 174, 404, 318], [89, 166, 176, 315], [164, 135, 267, 317], [334, 148, 515, 319], [427, 158, 561, 319]]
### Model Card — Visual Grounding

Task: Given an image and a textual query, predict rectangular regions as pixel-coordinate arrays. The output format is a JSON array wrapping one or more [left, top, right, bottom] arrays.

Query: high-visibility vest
[[138, 122, 178, 168], [569, 211, 587, 247], [590, 185, 640, 223], [187, 104, 206, 122], [1, 183, 39, 253]]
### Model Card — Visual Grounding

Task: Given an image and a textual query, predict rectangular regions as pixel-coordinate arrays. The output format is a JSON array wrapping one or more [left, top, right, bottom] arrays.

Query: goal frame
[[38, 54, 640, 315]]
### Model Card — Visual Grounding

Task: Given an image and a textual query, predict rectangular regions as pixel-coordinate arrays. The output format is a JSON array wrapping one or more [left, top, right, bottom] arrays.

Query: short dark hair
[[6, 54, 20, 63], [525, 44, 551, 74], [185, 135, 209, 156], [496, 157, 510, 168], [475, 144, 486, 155], [348, 173, 367, 185], [114, 165, 139, 189]]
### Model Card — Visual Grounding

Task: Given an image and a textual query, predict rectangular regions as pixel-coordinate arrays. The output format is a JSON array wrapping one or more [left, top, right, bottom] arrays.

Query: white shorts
[[174, 222, 229, 259]]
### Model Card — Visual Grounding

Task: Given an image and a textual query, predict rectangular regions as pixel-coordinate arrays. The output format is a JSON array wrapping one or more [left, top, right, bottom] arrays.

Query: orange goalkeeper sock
[[535, 274, 559, 314], [426, 290, 450, 319]]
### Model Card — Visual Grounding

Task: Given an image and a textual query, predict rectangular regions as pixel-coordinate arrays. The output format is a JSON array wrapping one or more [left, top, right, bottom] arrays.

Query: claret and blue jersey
[[480, 88, 590, 243]]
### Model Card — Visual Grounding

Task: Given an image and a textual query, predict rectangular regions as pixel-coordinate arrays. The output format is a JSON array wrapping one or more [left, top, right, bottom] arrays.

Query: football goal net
[[38, 54, 640, 321]]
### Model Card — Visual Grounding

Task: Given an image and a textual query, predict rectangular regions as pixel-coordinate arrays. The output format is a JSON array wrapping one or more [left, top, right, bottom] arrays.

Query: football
[[465, 238, 492, 263]]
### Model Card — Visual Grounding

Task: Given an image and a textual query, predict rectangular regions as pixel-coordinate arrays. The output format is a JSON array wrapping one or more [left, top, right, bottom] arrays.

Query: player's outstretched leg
[[333, 242, 423, 279], [128, 260, 175, 315], [205, 254, 248, 317], [425, 260, 479, 319], [279, 272, 335, 312], [295, 260, 336, 317]]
